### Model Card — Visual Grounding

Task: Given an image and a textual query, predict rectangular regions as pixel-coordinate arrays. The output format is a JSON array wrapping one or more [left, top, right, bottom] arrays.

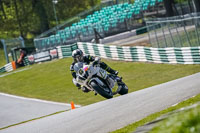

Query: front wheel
[[90, 81, 113, 99]]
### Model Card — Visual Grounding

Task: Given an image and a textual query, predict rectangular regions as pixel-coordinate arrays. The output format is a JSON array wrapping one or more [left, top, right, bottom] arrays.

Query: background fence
[[58, 42, 200, 64], [146, 13, 200, 48], [34, 0, 165, 52], [57, 44, 78, 58], [0, 37, 25, 63], [1, 41, 199, 74]]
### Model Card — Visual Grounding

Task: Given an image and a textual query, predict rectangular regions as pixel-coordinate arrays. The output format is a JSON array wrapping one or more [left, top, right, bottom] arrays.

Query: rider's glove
[[93, 61, 98, 66], [95, 57, 101, 62], [93, 57, 101, 66]]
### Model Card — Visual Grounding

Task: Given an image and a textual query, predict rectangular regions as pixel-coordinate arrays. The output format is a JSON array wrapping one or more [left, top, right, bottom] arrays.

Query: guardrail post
[[182, 21, 192, 47], [19, 36, 25, 47], [175, 21, 183, 47], [1, 39, 9, 63], [154, 25, 160, 48], [146, 22, 152, 47], [167, 21, 175, 47], [161, 23, 168, 47]]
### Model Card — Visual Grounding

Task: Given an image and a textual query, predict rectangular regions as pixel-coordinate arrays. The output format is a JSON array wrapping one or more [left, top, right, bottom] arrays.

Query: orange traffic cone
[[11, 61, 16, 70], [71, 101, 75, 110]]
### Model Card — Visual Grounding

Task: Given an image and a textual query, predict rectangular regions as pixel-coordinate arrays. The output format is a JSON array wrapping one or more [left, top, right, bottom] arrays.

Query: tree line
[[0, 0, 100, 39], [0, 0, 200, 40], [164, 0, 200, 17]]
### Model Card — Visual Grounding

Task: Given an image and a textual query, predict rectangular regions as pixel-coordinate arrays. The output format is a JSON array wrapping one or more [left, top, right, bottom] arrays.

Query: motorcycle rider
[[70, 49, 118, 92], [16, 48, 27, 67]]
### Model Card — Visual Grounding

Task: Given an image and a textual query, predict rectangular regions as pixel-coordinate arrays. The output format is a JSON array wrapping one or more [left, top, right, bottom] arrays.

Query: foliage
[[174, 0, 188, 3], [0, 0, 199, 39], [150, 105, 200, 133], [0, 0, 101, 39]]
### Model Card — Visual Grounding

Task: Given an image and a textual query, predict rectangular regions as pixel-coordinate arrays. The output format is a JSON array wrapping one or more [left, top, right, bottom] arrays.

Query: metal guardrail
[[58, 42, 200, 64], [0, 37, 25, 63], [146, 13, 200, 48]]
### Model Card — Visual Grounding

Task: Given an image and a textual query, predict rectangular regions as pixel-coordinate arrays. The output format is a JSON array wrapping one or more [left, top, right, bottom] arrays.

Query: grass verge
[[149, 104, 200, 133], [0, 110, 67, 130], [111, 94, 200, 133], [0, 57, 200, 106]]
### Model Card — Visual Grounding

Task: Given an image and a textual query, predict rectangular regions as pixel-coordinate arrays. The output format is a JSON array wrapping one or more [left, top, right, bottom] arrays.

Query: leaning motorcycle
[[74, 61, 128, 99]]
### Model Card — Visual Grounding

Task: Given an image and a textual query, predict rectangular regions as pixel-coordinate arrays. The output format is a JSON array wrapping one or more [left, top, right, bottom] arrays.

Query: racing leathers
[[70, 55, 118, 92]]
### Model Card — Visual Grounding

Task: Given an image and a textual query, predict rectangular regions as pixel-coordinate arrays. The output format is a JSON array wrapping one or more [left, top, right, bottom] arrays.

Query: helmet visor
[[75, 55, 84, 62]]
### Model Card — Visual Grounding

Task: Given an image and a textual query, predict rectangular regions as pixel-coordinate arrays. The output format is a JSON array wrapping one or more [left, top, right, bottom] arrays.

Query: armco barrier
[[1, 42, 199, 74], [0, 61, 16, 73], [24, 57, 31, 66], [0, 60, 28, 74], [26, 49, 58, 64], [33, 51, 51, 63], [78, 42, 200, 64], [57, 43, 78, 59], [76, 42, 200, 64], [0, 66, 6, 73], [57, 42, 200, 64]]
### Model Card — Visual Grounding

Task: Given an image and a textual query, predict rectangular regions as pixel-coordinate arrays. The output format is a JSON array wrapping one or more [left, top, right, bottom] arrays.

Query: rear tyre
[[90, 81, 113, 99]]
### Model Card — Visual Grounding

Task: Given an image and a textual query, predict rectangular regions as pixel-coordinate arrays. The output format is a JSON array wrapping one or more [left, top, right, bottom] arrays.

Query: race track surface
[[1, 73, 200, 133], [0, 94, 72, 128]]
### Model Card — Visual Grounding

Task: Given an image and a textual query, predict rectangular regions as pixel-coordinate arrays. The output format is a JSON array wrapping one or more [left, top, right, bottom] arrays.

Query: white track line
[[0, 67, 32, 78], [171, 94, 197, 107], [0, 92, 81, 107]]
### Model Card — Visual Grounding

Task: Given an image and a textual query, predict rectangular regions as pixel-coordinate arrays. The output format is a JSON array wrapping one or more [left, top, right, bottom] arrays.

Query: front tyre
[[90, 81, 113, 99]]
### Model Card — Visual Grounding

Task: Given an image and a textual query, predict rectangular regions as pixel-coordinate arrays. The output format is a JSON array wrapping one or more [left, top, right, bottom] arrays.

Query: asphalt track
[[0, 93, 74, 129], [1, 72, 200, 133]]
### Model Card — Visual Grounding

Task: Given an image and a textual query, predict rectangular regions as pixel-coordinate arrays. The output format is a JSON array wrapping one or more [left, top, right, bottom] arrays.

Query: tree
[[32, 0, 49, 33], [193, 0, 200, 12], [13, 0, 24, 38], [0, 0, 101, 39], [164, 0, 175, 17], [0, 0, 7, 20]]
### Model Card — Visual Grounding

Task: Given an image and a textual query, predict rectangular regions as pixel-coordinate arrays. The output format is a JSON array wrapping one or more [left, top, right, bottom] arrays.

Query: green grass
[[112, 94, 200, 133], [0, 110, 67, 130], [150, 104, 200, 133], [0, 56, 200, 132], [0, 49, 6, 67], [0, 57, 200, 106]]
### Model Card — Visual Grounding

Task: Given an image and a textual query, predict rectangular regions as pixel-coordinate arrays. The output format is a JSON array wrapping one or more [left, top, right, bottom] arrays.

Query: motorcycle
[[74, 61, 128, 99]]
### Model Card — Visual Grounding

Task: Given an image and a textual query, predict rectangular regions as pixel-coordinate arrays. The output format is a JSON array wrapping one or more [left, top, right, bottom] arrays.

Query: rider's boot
[[100, 62, 118, 75], [106, 67, 118, 75]]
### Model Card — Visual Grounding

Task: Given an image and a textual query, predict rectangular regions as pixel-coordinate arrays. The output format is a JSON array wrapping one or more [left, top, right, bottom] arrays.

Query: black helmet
[[72, 49, 84, 62]]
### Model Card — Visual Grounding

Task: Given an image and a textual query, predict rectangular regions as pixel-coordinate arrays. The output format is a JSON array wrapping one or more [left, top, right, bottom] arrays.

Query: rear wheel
[[90, 81, 113, 99], [118, 82, 128, 95]]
